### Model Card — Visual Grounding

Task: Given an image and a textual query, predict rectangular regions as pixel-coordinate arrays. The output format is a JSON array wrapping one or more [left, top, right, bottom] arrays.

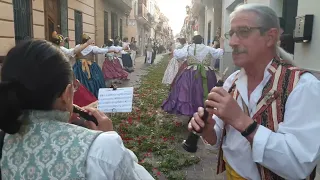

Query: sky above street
[[156, 0, 191, 35]]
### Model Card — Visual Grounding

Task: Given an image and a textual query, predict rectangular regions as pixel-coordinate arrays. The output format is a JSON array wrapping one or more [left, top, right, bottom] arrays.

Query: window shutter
[[60, 0, 68, 48], [74, 10, 83, 45], [104, 11, 108, 45], [13, 0, 32, 44], [120, 19, 123, 40]]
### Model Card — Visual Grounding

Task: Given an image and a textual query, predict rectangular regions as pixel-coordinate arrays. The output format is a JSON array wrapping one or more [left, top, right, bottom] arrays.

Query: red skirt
[[73, 83, 97, 107], [102, 57, 128, 80]]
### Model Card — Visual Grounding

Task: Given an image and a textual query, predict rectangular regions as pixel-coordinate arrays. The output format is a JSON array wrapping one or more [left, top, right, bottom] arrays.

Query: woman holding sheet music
[[0, 39, 154, 180]]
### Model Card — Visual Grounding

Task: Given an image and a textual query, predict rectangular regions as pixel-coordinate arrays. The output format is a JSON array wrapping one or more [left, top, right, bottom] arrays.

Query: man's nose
[[229, 33, 240, 47]]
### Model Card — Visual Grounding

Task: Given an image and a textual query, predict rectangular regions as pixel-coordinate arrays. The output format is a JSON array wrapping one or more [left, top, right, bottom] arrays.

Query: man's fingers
[[83, 107, 103, 119], [211, 87, 228, 97], [205, 100, 220, 110], [84, 120, 97, 130]]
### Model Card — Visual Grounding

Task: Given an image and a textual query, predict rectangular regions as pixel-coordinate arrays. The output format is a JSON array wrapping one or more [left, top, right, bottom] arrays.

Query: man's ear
[[61, 84, 73, 104], [266, 28, 279, 47]]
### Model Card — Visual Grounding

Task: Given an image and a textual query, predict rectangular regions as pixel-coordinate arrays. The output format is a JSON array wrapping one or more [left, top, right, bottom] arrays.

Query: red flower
[[156, 171, 161, 176], [175, 122, 182, 127], [127, 116, 133, 124]]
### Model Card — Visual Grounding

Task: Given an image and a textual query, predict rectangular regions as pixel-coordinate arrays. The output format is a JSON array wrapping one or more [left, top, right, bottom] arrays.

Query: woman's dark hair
[[51, 37, 61, 46], [123, 37, 128, 42], [131, 37, 135, 42], [0, 40, 73, 134], [280, 34, 294, 54], [82, 37, 90, 44], [193, 35, 203, 44], [114, 40, 120, 46], [106, 40, 113, 47], [179, 38, 186, 45]]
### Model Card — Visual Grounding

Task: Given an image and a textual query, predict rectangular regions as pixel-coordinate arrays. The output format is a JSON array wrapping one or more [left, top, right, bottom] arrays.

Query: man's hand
[[188, 107, 215, 133], [205, 87, 252, 132]]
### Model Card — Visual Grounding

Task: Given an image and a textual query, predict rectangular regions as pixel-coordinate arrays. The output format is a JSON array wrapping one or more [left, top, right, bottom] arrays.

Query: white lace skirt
[[162, 57, 180, 85]]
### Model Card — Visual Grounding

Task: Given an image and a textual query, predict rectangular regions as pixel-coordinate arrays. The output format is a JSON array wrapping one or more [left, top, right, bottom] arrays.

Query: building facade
[[127, 0, 172, 55], [0, 0, 96, 59], [94, 0, 132, 47], [127, 0, 152, 55]]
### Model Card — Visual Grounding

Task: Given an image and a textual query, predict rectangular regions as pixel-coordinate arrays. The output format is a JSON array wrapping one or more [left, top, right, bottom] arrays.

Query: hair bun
[[0, 81, 24, 134]]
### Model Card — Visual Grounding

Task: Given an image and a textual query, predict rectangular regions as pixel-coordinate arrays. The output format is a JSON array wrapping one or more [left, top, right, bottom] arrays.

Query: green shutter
[[111, 12, 118, 39], [13, 0, 32, 44], [104, 11, 108, 45], [74, 10, 83, 45], [120, 19, 123, 40], [60, 0, 68, 48]]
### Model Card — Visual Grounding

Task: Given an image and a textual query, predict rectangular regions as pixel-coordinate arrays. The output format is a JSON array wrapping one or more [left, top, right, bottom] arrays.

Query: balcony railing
[[122, 0, 132, 8], [138, 0, 146, 5], [138, 3, 148, 21]]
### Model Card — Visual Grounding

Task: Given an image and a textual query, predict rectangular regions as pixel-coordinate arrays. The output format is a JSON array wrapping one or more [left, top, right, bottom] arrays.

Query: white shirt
[[60, 46, 76, 58], [86, 131, 154, 180], [212, 62, 320, 179], [173, 44, 223, 64], [76, 45, 110, 56]]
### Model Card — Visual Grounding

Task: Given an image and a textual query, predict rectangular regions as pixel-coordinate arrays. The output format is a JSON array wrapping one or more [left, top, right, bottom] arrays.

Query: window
[[207, 21, 211, 45], [104, 11, 109, 44], [60, 0, 68, 47], [134, 2, 137, 16], [120, 19, 123, 40], [13, 0, 32, 44], [74, 10, 83, 45], [111, 12, 118, 39]]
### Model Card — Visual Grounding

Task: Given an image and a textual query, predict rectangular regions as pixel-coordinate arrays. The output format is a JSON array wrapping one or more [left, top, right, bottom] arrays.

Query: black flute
[[181, 79, 224, 153]]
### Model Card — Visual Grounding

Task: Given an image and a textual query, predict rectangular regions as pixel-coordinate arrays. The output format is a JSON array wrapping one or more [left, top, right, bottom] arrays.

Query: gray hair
[[230, 4, 295, 64], [230, 4, 280, 34]]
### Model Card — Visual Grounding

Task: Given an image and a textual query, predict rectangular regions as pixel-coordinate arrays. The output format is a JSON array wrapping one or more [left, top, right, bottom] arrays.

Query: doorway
[[207, 21, 211, 45], [45, 0, 60, 41]]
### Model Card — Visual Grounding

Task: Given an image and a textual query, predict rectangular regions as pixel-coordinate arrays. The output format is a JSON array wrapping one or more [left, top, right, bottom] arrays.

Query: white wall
[[294, 0, 320, 72], [204, 4, 214, 45]]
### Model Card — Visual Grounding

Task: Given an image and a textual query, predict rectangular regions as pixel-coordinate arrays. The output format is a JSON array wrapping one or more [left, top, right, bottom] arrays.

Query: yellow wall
[[0, 0, 15, 56], [68, 0, 95, 47], [33, 0, 45, 40], [94, 0, 129, 47], [0, 0, 95, 56]]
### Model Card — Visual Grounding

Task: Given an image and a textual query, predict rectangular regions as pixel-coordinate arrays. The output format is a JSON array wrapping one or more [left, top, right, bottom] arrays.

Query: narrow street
[[115, 54, 225, 180]]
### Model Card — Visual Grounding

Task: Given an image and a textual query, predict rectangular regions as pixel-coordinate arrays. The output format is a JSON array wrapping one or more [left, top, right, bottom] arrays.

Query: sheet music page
[[97, 87, 134, 113]]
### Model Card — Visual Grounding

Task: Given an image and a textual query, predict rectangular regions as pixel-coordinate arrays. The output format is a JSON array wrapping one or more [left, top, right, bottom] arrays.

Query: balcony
[[136, 0, 148, 24], [106, 0, 132, 14], [191, 0, 205, 15]]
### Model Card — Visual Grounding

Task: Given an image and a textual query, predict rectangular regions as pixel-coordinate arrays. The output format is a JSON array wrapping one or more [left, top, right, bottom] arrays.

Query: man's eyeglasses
[[72, 76, 80, 92], [224, 26, 263, 40]]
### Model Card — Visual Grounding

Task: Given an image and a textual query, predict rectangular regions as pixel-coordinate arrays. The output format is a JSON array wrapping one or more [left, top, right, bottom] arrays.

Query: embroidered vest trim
[[216, 59, 316, 179], [1, 110, 102, 180]]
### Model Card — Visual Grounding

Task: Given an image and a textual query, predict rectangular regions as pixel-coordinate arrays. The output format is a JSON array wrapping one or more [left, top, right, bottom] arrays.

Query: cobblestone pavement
[[175, 115, 225, 180], [126, 54, 226, 180], [119, 54, 164, 88]]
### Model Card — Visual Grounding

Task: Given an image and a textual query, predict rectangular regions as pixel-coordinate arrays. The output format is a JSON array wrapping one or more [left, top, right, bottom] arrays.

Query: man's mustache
[[232, 48, 248, 54]]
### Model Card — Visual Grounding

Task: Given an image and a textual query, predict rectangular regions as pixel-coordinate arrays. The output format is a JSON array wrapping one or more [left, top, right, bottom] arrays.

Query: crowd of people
[[0, 3, 320, 180]]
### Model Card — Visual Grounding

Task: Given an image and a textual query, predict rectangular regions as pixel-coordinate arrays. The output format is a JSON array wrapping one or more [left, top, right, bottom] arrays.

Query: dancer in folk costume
[[102, 39, 128, 81], [189, 4, 320, 179], [121, 37, 134, 72], [73, 34, 115, 97], [146, 40, 153, 64], [51, 31, 97, 107], [162, 33, 224, 117], [130, 37, 138, 66], [162, 38, 187, 85]]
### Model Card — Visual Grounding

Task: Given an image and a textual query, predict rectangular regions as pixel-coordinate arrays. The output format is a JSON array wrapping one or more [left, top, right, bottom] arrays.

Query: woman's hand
[[82, 107, 113, 132]]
